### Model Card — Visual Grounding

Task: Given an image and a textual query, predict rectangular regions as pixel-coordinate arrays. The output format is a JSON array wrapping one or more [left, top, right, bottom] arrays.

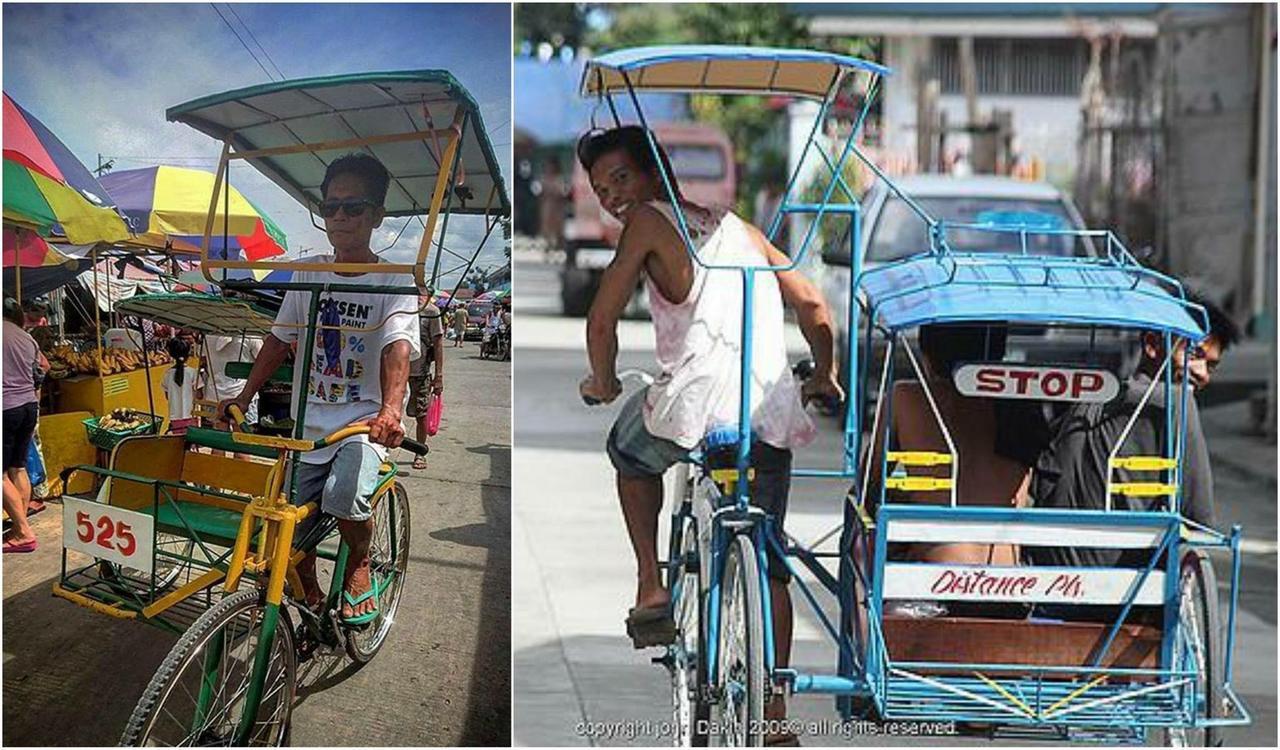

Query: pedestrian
[[3, 297, 50, 553], [452, 304, 467, 347], [204, 333, 263, 429], [162, 337, 201, 435], [407, 295, 446, 469]]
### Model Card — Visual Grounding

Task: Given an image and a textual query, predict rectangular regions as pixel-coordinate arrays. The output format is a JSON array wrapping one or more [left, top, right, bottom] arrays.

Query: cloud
[[3, 3, 511, 272]]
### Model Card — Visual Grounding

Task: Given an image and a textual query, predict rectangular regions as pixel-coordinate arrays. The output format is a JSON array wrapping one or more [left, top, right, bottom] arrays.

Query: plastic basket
[[82, 413, 161, 451]]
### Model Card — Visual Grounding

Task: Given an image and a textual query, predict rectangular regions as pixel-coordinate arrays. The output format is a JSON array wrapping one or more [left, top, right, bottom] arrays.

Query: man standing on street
[[407, 294, 446, 469]]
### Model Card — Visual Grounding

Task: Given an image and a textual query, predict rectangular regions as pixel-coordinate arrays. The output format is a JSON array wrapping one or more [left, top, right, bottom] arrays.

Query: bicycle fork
[[212, 493, 312, 744]]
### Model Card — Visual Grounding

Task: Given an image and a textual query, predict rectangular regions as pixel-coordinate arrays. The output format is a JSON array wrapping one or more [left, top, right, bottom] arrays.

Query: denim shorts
[[294, 441, 382, 522], [606, 388, 795, 582]]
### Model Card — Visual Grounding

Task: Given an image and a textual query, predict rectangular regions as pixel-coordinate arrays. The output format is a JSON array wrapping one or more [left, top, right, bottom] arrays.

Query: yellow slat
[[1111, 482, 1178, 497], [1110, 456, 1178, 471], [885, 476, 954, 492], [887, 451, 953, 467]]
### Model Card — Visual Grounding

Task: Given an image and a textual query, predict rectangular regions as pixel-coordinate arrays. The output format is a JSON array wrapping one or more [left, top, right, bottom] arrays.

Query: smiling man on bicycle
[[576, 125, 842, 729], [220, 153, 419, 625]]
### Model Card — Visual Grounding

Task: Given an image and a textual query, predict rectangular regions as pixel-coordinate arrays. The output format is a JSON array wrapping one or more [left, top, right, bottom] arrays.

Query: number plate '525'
[[62, 497, 154, 574]]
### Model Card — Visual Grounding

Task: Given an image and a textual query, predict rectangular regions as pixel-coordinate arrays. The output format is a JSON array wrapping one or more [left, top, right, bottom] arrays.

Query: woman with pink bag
[[406, 295, 446, 470]]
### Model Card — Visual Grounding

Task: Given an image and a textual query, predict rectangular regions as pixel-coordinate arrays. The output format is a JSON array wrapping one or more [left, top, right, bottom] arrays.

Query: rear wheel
[[100, 533, 194, 597], [344, 482, 410, 663], [121, 589, 296, 746], [1163, 549, 1223, 747], [712, 535, 765, 747]]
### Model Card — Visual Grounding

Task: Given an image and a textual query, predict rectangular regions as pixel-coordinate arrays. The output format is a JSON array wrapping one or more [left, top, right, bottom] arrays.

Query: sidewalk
[[2, 341, 511, 746]]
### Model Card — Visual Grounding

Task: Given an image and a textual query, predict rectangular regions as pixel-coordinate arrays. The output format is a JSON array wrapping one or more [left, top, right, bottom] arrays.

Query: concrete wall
[[1159, 4, 1259, 315]]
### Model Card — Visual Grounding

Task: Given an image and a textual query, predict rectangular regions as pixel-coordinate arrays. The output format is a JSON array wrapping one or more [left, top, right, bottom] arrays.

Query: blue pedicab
[[580, 46, 1251, 746]]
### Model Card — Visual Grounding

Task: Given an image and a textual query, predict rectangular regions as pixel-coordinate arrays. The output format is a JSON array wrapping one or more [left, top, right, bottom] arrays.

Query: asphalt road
[[512, 257, 1277, 747], [2, 340, 511, 746]]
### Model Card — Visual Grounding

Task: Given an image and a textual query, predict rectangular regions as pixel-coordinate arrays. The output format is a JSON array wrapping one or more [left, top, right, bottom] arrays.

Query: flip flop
[[3, 538, 37, 554], [340, 573, 385, 626], [625, 605, 676, 649], [412, 455, 428, 470], [26, 501, 46, 517]]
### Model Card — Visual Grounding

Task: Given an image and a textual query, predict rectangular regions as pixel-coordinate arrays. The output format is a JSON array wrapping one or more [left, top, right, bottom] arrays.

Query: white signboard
[[882, 564, 1165, 605], [953, 364, 1120, 403], [62, 497, 154, 574]]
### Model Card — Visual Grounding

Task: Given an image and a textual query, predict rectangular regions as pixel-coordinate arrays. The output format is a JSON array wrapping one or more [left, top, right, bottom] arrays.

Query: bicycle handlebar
[[581, 369, 655, 406], [225, 404, 429, 456]]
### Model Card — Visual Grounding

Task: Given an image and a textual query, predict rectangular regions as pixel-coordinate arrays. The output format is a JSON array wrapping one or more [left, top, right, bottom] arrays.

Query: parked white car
[[817, 175, 1124, 405]]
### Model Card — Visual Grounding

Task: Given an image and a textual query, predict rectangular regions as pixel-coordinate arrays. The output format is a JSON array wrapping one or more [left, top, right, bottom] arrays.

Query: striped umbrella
[[3, 93, 129, 244], [100, 165, 287, 263]]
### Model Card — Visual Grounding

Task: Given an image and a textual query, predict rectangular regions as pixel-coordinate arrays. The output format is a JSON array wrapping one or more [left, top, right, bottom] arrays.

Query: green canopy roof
[[167, 71, 510, 219], [114, 292, 275, 336]]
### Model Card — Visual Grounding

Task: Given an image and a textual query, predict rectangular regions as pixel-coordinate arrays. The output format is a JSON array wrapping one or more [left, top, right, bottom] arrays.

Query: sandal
[[625, 605, 676, 648], [412, 454, 428, 470], [340, 574, 385, 626], [3, 537, 37, 554]]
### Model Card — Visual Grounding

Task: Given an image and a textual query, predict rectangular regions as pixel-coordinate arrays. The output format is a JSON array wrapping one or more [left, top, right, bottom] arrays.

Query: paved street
[[512, 256, 1277, 747], [2, 340, 511, 746]]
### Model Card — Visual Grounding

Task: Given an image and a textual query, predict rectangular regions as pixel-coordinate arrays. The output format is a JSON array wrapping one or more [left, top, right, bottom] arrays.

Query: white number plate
[[63, 497, 154, 574]]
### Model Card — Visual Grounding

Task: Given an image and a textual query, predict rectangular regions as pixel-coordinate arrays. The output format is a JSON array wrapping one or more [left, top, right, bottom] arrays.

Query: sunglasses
[[318, 198, 378, 218]]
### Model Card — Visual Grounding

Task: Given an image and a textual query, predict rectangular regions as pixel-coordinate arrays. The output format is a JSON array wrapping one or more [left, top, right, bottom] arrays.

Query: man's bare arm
[[749, 225, 838, 384], [368, 339, 412, 447], [232, 334, 290, 407], [585, 209, 655, 391]]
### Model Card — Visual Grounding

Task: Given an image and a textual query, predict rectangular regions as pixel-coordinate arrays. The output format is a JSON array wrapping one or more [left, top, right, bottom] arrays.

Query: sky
[[2, 2, 512, 288]]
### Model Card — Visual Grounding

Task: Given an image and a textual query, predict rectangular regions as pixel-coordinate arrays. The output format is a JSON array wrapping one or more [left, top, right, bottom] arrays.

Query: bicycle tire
[[713, 534, 765, 747], [345, 482, 410, 663], [100, 533, 195, 598], [1162, 549, 1224, 747], [670, 507, 710, 746], [120, 589, 296, 747]]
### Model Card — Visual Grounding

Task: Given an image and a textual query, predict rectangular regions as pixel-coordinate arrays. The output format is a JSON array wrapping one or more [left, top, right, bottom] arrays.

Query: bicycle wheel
[[670, 512, 710, 746], [713, 534, 765, 747], [121, 589, 296, 746], [100, 533, 195, 597], [1163, 549, 1224, 747], [345, 481, 410, 663]]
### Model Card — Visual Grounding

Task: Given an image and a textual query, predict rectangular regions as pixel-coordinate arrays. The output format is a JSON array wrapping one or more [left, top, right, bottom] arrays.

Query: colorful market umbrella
[[100, 165, 287, 263], [3, 93, 129, 244], [2, 225, 93, 299]]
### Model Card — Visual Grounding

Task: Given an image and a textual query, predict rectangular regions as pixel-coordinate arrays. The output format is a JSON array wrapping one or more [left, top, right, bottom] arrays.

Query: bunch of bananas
[[46, 344, 172, 376], [97, 408, 150, 431]]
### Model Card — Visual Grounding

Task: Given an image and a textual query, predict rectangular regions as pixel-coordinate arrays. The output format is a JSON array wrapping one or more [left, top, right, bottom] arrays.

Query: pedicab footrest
[[884, 476, 953, 492], [887, 451, 952, 466], [1110, 482, 1178, 497]]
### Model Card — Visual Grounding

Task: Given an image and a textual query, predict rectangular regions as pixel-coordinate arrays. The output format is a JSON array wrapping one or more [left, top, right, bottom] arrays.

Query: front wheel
[[712, 535, 765, 747], [345, 482, 410, 663], [670, 512, 709, 746], [121, 589, 296, 746], [1163, 549, 1224, 747]]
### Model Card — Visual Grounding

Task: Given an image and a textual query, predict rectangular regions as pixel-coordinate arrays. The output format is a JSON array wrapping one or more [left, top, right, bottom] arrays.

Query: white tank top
[[641, 202, 816, 451]]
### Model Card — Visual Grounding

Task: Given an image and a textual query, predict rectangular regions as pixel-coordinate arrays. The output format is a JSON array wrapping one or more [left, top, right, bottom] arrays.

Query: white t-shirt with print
[[270, 255, 421, 465]]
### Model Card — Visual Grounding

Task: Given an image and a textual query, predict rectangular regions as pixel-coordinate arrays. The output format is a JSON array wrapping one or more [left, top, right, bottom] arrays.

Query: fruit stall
[[47, 343, 180, 420]]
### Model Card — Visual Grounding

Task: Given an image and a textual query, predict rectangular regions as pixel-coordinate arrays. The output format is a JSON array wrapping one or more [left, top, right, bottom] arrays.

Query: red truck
[[559, 122, 736, 316]]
